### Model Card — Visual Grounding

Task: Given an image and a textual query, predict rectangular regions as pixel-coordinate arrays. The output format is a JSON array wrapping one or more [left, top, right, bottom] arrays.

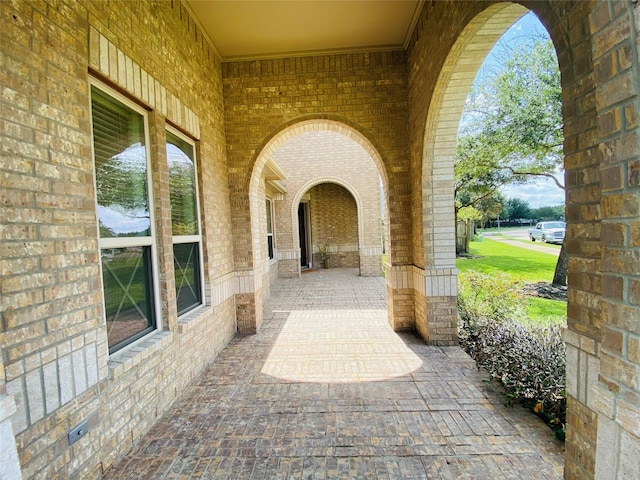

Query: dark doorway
[[298, 202, 309, 268]]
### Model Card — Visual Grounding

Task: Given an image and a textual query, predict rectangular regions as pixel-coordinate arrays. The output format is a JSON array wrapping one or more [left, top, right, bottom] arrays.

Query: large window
[[90, 83, 158, 353], [166, 130, 204, 316]]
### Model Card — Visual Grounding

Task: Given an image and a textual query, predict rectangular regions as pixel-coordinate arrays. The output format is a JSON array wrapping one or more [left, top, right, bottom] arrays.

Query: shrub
[[458, 271, 526, 324], [457, 271, 566, 440]]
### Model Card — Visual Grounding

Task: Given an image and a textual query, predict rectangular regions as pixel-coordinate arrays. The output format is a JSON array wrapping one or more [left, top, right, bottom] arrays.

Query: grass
[[457, 236, 559, 282], [457, 236, 566, 324], [527, 297, 567, 325]]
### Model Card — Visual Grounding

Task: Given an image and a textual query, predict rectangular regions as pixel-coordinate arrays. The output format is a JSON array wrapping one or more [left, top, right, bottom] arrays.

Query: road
[[480, 227, 561, 256]]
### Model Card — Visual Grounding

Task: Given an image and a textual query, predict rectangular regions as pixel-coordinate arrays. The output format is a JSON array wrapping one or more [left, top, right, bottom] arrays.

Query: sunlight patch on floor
[[260, 308, 423, 383]]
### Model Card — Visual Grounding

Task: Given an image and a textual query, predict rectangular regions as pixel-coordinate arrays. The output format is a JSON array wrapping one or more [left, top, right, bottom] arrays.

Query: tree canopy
[[455, 20, 568, 285], [455, 32, 563, 212]]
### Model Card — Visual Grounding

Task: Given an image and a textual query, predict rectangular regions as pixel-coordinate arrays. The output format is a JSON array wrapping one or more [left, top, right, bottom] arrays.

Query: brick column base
[[234, 270, 264, 334], [386, 264, 415, 331], [277, 258, 300, 278], [414, 268, 458, 345], [359, 254, 383, 276]]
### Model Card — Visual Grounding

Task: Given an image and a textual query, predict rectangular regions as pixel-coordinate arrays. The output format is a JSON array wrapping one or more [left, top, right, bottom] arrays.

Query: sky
[[470, 12, 565, 209]]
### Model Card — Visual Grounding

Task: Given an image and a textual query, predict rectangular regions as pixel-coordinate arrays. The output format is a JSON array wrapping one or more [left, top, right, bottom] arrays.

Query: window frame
[[89, 78, 161, 355], [266, 197, 275, 260], [166, 126, 206, 317]]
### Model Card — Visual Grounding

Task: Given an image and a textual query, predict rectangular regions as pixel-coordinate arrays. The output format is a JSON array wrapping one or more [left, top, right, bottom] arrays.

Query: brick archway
[[412, 2, 530, 344], [289, 177, 365, 274], [253, 120, 388, 276], [242, 118, 389, 331], [414, 1, 640, 477], [251, 118, 389, 189]]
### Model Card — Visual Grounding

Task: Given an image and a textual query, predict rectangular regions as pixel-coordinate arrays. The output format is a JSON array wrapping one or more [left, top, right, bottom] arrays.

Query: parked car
[[528, 221, 566, 244]]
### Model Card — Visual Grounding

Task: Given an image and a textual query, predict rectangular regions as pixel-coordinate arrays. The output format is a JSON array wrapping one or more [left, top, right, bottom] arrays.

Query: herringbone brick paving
[[104, 269, 564, 479]]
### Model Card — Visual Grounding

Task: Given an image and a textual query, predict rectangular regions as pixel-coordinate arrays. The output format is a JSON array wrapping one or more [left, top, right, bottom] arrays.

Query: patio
[[104, 268, 564, 479]]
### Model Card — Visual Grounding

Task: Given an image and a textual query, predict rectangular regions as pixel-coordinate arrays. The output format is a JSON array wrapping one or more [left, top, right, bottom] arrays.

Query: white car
[[528, 221, 566, 244]]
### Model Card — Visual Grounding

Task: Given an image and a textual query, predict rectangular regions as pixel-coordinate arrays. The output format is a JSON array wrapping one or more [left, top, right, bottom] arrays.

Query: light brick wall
[[309, 183, 360, 269], [1, 1, 236, 477], [223, 52, 410, 323], [258, 127, 384, 279]]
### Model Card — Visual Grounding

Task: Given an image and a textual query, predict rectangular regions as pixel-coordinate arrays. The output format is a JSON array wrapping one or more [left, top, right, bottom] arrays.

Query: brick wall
[[309, 183, 360, 269], [254, 127, 384, 279], [588, 2, 640, 478], [1, 0, 236, 477]]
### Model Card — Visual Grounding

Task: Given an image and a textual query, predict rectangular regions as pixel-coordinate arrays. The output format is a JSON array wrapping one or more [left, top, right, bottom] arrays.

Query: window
[[90, 83, 159, 353], [166, 130, 204, 316], [266, 199, 274, 260]]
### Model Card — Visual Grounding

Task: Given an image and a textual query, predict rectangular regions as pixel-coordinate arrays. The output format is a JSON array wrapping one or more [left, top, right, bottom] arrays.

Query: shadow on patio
[[104, 268, 564, 479]]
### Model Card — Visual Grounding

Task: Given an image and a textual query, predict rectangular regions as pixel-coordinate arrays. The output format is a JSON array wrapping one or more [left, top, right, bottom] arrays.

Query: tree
[[457, 206, 482, 223], [455, 27, 567, 285], [504, 197, 532, 220], [532, 205, 564, 221], [474, 192, 506, 228], [457, 35, 563, 186]]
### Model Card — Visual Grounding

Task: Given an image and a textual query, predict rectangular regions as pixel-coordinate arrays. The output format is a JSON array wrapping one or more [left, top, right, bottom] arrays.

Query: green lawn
[[457, 237, 566, 324], [527, 297, 567, 325], [457, 236, 558, 282]]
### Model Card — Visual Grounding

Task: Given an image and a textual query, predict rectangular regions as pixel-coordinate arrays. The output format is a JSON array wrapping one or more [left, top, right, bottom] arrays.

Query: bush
[[458, 271, 526, 324], [458, 272, 566, 440]]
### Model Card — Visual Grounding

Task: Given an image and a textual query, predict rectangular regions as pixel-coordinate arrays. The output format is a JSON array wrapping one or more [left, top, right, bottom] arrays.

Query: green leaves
[[457, 271, 566, 440], [455, 34, 563, 215]]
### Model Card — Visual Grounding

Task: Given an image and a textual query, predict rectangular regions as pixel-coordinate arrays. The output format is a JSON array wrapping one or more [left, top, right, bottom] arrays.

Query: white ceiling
[[186, 0, 423, 61]]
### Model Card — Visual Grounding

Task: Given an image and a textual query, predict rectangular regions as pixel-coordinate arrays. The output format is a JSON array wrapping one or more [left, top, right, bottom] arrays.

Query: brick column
[[235, 270, 263, 334], [414, 268, 458, 345], [359, 246, 384, 276], [589, 2, 640, 478], [386, 264, 415, 331], [148, 112, 178, 332]]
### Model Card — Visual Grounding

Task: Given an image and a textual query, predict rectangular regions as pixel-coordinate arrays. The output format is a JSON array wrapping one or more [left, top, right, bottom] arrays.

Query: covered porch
[[104, 269, 563, 478]]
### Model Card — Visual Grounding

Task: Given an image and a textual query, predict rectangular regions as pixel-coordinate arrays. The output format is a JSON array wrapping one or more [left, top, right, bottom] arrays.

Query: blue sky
[[472, 12, 565, 209]]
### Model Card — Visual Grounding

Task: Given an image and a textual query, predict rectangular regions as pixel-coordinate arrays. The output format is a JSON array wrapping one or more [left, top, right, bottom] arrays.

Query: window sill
[[177, 304, 210, 334], [108, 330, 172, 380]]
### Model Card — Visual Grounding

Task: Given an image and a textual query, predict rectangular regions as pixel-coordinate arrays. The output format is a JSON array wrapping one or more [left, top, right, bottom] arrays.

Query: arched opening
[[416, 2, 532, 345], [294, 181, 361, 271], [419, 1, 612, 475], [246, 119, 390, 333]]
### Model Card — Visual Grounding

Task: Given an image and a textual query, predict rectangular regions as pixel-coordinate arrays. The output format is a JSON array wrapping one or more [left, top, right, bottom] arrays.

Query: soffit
[[185, 0, 423, 62]]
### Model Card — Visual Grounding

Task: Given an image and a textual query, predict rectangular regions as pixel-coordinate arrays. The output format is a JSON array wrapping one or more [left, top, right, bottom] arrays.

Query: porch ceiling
[[185, 0, 423, 61]]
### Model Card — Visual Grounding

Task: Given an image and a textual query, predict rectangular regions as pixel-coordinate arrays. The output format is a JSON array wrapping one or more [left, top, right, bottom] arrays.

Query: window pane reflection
[[101, 247, 155, 352], [167, 132, 198, 236], [91, 87, 150, 238], [173, 243, 202, 315]]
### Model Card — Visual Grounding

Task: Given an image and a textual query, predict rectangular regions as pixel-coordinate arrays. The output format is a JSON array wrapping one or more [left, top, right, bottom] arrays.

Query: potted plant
[[318, 243, 330, 269]]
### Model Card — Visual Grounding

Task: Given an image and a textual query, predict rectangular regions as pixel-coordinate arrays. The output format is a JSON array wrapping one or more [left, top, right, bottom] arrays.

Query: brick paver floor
[[105, 268, 565, 479]]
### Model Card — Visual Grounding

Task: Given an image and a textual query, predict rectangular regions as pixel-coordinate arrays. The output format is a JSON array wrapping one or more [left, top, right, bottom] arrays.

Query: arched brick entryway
[[414, 2, 530, 343], [410, 1, 640, 477], [245, 119, 391, 331]]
